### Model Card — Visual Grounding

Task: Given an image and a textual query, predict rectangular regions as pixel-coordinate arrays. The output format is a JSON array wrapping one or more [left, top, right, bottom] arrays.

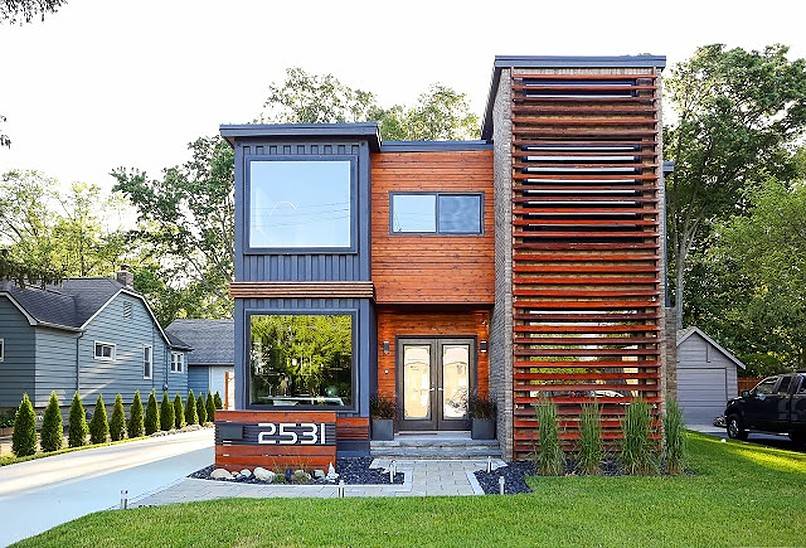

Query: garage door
[[678, 368, 728, 425]]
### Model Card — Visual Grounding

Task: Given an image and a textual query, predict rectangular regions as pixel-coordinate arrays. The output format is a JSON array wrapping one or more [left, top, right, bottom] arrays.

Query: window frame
[[170, 352, 184, 374], [0, 338, 4, 362], [389, 191, 484, 236], [244, 308, 359, 413], [243, 155, 359, 255], [143, 345, 153, 380], [93, 341, 116, 361]]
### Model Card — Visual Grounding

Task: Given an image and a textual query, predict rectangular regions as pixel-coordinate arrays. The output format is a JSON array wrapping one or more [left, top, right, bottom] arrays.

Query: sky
[[1, 0, 805, 195]]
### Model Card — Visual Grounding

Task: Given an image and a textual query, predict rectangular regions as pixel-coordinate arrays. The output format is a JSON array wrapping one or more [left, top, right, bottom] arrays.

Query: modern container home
[[216, 54, 672, 468]]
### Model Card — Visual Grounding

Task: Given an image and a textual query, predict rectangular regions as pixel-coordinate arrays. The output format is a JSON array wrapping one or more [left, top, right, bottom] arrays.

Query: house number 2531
[[256, 423, 327, 445]]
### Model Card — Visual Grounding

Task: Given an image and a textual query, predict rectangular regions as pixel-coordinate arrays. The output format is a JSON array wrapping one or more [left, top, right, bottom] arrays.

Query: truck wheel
[[727, 415, 748, 441], [790, 431, 805, 447]]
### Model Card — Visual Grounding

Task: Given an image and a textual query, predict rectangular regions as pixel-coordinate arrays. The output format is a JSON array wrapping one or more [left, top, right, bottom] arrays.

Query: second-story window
[[171, 352, 184, 373], [391, 193, 482, 235], [248, 159, 353, 250]]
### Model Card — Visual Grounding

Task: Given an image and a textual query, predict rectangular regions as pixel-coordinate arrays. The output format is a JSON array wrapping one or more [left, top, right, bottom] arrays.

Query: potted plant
[[369, 395, 396, 441], [469, 394, 496, 440]]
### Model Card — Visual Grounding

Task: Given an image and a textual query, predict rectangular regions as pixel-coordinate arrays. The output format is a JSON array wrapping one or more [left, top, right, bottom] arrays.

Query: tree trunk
[[675, 243, 687, 330]]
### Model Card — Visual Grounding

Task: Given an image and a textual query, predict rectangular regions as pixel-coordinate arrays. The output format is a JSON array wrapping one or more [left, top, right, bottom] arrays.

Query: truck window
[[777, 376, 792, 394], [754, 377, 777, 396], [797, 377, 806, 394]]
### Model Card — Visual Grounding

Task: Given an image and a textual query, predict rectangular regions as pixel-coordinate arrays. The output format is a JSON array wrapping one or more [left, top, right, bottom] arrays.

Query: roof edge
[[381, 140, 492, 152], [220, 122, 382, 151], [677, 326, 747, 370]]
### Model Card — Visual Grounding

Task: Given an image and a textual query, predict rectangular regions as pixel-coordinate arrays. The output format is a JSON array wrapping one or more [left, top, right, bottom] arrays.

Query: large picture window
[[391, 193, 482, 234], [248, 159, 352, 249], [249, 314, 353, 408]]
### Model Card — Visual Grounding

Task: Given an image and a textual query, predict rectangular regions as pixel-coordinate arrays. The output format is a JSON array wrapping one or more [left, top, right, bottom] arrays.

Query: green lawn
[[15, 432, 806, 547]]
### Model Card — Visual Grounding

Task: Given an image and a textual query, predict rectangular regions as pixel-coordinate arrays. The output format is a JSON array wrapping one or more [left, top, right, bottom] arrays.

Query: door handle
[[429, 387, 435, 392]]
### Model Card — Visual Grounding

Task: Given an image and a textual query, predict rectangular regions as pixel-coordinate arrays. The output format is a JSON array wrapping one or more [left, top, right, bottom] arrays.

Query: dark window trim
[[244, 308, 359, 413], [243, 154, 359, 255], [388, 191, 484, 236]]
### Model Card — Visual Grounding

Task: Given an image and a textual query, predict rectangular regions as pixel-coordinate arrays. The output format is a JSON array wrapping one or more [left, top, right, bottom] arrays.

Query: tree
[[206, 392, 216, 423], [128, 391, 144, 438], [109, 394, 126, 441], [144, 391, 160, 435], [196, 392, 207, 424], [89, 395, 109, 444], [40, 391, 63, 452], [12, 393, 36, 457], [160, 391, 174, 431], [378, 84, 479, 141], [185, 390, 198, 425], [1, 0, 67, 24], [664, 44, 806, 327], [68, 391, 88, 447], [173, 394, 185, 429], [213, 391, 223, 410]]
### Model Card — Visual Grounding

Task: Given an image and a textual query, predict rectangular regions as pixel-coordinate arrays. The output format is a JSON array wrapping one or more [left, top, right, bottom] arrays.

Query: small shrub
[[0, 408, 17, 428], [369, 394, 397, 419], [468, 394, 497, 419], [12, 393, 36, 457], [577, 402, 603, 475], [109, 394, 127, 441], [196, 392, 207, 424], [213, 391, 223, 410], [68, 391, 89, 448], [144, 391, 160, 435], [664, 398, 686, 475], [128, 391, 144, 438], [40, 391, 64, 452], [89, 395, 109, 444], [173, 394, 184, 429], [534, 398, 564, 476], [161, 391, 174, 431], [206, 392, 216, 423], [185, 390, 198, 425], [621, 398, 659, 475]]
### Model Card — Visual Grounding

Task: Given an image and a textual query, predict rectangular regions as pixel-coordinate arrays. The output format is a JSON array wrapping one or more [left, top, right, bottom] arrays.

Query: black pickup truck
[[724, 372, 806, 445]]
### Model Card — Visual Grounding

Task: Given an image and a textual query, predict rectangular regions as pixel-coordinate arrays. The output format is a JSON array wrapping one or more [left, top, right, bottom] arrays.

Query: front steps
[[370, 431, 502, 459]]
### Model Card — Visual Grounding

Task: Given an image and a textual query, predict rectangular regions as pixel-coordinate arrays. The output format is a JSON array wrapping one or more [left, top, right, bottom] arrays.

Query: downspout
[[75, 330, 86, 393]]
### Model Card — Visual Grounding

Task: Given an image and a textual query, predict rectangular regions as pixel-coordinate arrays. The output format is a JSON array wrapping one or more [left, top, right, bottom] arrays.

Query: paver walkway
[[133, 458, 505, 506]]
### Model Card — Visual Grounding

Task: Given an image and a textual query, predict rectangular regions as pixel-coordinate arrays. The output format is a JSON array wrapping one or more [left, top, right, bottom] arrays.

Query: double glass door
[[397, 338, 474, 430]]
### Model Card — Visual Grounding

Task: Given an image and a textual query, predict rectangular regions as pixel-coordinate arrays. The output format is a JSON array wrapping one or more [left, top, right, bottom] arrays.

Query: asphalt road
[[0, 429, 213, 546], [688, 424, 805, 453]]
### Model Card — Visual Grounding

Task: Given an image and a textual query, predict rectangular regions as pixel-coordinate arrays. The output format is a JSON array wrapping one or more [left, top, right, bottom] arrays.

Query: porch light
[[480, 340, 488, 353], [383, 341, 390, 355]]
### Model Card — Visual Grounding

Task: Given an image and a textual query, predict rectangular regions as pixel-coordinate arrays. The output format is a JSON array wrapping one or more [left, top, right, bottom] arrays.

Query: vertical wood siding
[[509, 68, 664, 457], [376, 306, 490, 400], [0, 297, 35, 407], [370, 151, 495, 304]]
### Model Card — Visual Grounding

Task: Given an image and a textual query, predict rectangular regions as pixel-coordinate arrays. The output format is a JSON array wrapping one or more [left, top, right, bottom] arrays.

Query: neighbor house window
[[248, 313, 353, 408], [171, 352, 184, 373], [94, 342, 116, 361], [0, 338, 4, 362], [143, 345, 153, 379], [391, 193, 482, 234], [248, 159, 352, 249]]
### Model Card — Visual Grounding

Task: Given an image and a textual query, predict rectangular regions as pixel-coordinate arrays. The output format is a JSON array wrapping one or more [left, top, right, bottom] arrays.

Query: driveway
[[0, 429, 213, 546], [688, 424, 805, 453]]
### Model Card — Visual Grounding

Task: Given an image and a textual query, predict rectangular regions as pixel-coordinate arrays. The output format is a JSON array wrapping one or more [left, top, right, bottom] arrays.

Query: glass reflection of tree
[[250, 315, 352, 403]]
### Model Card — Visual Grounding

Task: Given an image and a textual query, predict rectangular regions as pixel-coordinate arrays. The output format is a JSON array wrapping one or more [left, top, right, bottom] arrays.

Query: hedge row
[[11, 389, 224, 457]]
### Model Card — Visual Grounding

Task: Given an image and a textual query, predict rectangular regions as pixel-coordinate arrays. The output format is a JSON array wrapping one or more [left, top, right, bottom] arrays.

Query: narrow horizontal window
[[391, 193, 482, 235], [94, 342, 115, 361], [249, 160, 352, 249]]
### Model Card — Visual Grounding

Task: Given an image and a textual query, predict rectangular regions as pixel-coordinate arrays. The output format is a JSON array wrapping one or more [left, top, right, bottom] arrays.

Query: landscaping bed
[[190, 457, 404, 485]]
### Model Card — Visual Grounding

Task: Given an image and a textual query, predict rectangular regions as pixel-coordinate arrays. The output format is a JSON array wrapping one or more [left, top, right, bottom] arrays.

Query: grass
[[14, 432, 806, 547]]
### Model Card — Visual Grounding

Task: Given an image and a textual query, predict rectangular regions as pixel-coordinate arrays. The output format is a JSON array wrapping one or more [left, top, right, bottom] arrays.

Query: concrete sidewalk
[[0, 429, 213, 546]]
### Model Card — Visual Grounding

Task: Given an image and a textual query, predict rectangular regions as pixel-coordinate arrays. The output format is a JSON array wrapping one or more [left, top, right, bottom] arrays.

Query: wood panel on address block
[[376, 306, 490, 400], [371, 151, 494, 304], [509, 68, 664, 458]]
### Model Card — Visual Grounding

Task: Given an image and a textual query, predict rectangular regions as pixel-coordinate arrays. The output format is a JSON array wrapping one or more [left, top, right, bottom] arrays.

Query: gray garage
[[676, 327, 746, 426]]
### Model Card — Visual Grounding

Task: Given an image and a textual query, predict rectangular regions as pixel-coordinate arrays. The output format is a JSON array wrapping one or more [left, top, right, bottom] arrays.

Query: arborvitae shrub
[[128, 391, 145, 438], [206, 392, 216, 423], [577, 402, 603, 475], [534, 398, 564, 476], [40, 391, 63, 452], [161, 391, 174, 431], [196, 392, 207, 424], [185, 390, 198, 425], [109, 394, 127, 441], [12, 393, 37, 457], [68, 391, 89, 448], [213, 391, 223, 410], [664, 398, 686, 475], [144, 391, 159, 435], [173, 394, 184, 429], [89, 395, 109, 444], [621, 398, 659, 475]]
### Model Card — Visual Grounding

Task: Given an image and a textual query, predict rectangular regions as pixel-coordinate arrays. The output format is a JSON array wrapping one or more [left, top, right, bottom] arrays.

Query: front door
[[397, 338, 474, 431]]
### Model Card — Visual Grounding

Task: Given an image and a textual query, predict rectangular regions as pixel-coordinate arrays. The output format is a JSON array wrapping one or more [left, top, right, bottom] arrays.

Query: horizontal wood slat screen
[[229, 281, 374, 299], [509, 69, 663, 459]]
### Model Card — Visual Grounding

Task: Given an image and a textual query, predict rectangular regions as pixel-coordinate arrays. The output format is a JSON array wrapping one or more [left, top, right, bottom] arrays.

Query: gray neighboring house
[[0, 271, 191, 410], [677, 326, 747, 425], [165, 319, 233, 407]]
